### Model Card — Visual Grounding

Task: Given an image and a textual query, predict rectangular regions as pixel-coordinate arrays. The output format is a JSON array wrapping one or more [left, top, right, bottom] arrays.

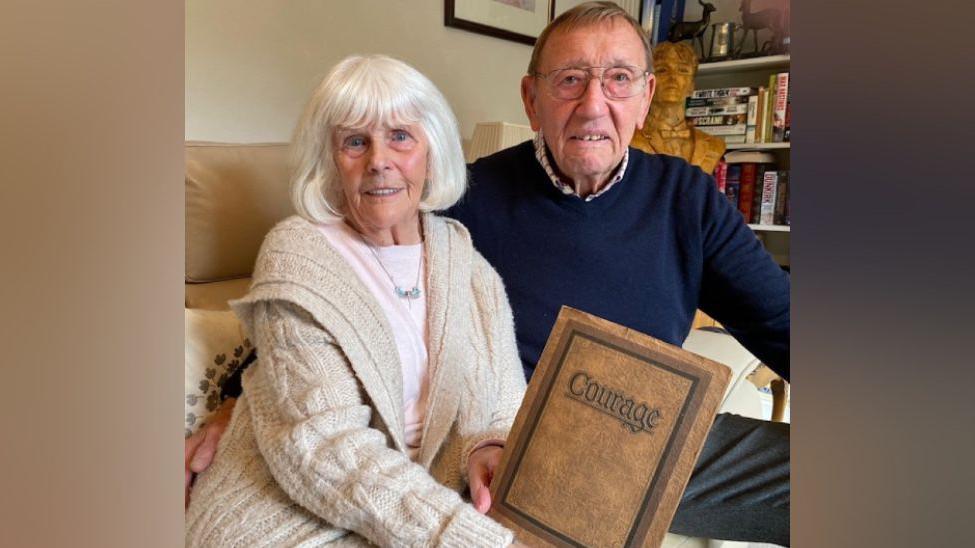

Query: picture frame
[[444, 0, 553, 45], [550, 0, 645, 23]]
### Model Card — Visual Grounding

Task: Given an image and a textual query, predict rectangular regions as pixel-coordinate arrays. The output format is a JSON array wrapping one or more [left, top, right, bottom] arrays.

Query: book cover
[[725, 164, 741, 206], [774, 170, 789, 225], [696, 123, 747, 136], [685, 95, 752, 108], [488, 307, 731, 548], [685, 103, 750, 117], [690, 86, 754, 99], [738, 163, 757, 222], [759, 170, 779, 225], [772, 72, 789, 143]]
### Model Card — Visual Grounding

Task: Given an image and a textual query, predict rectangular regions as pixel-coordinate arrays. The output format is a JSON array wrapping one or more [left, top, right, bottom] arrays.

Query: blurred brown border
[[3, 1, 975, 546]]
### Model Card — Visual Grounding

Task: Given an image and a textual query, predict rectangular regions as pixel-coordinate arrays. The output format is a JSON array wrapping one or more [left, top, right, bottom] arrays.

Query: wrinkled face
[[522, 19, 654, 186], [333, 123, 428, 237], [653, 52, 695, 104]]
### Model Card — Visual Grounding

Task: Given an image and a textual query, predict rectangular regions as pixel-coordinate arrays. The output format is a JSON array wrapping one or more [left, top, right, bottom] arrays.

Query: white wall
[[186, 0, 535, 143]]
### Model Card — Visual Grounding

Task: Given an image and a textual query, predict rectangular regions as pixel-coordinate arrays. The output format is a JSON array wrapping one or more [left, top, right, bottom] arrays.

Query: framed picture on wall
[[550, 0, 644, 22], [444, 0, 553, 45]]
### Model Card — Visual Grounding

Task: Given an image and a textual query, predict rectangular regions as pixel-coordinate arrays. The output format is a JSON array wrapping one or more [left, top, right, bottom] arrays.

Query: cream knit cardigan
[[185, 214, 526, 547]]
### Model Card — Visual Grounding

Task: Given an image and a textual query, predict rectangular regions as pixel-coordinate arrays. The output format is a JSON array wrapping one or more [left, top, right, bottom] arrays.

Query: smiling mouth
[[571, 134, 610, 142], [364, 187, 402, 197]]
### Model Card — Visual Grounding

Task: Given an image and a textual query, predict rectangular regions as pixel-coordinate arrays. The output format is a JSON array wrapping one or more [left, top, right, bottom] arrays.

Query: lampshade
[[466, 122, 535, 163]]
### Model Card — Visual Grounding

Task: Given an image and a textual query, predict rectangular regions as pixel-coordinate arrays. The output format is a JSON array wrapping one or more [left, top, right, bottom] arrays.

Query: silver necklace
[[360, 234, 423, 301]]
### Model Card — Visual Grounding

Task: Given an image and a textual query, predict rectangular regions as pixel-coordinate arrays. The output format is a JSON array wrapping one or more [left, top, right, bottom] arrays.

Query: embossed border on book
[[491, 317, 718, 547]]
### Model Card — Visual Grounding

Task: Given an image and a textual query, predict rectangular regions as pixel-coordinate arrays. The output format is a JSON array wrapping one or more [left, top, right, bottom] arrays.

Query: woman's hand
[[467, 444, 504, 513], [185, 397, 236, 508]]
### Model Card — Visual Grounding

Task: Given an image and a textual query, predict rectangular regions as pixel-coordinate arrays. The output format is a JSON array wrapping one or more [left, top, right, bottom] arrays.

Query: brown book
[[488, 307, 732, 548]]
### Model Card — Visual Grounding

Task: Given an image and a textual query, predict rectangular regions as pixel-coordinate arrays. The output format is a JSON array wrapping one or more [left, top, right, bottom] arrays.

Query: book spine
[[738, 163, 757, 222], [689, 113, 748, 127], [773, 72, 789, 142], [713, 160, 727, 194], [745, 94, 758, 143], [763, 74, 776, 143], [754, 87, 766, 143], [751, 165, 767, 223], [774, 170, 789, 225], [686, 104, 750, 117], [691, 86, 755, 99], [760, 170, 779, 224], [725, 164, 741, 207], [697, 123, 747, 136], [784, 85, 792, 142], [685, 96, 752, 107]]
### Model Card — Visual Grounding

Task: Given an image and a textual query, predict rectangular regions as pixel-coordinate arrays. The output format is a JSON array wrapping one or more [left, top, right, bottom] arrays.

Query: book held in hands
[[488, 307, 732, 548]]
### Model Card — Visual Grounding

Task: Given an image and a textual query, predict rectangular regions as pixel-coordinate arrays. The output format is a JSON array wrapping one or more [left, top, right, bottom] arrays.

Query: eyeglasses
[[533, 65, 649, 100]]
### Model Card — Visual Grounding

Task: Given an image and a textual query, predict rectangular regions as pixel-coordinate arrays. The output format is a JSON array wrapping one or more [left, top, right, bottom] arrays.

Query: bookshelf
[[696, 55, 791, 267]]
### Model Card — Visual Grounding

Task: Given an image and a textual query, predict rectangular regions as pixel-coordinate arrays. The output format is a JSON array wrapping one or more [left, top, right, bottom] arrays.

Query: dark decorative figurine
[[667, 0, 716, 59], [737, 0, 784, 57]]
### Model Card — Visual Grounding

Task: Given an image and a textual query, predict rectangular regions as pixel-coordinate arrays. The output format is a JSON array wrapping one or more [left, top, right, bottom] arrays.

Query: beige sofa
[[185, 141, 777, 548]]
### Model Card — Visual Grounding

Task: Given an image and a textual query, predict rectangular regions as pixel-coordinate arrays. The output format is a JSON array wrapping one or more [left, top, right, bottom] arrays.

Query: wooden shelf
[[698, 55, 790, 76], [725, 142, 791, 151], [748, 224, 790, 232]]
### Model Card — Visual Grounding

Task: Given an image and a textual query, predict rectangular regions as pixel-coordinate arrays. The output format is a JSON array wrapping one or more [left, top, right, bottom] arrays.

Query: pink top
[[317, 221, 429, 461]]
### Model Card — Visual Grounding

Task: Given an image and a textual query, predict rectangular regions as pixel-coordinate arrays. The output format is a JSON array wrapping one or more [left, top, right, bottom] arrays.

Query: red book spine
[[713, 160, 727, 193], [737, 163, 757, 222]]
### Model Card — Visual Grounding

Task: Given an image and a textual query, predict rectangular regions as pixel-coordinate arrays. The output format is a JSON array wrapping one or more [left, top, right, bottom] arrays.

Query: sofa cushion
[[185, 278, 252, 311], [184, 308, 251, 437], [185, 142, 293, 282]]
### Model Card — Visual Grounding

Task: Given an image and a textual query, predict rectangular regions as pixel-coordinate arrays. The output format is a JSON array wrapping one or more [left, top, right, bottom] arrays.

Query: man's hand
[[184, 397, 236, 509], [467, 444, 504, 514]]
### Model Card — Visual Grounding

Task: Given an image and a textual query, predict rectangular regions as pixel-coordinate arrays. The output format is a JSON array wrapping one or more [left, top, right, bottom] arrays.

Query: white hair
[[291, 54, 467, 223]]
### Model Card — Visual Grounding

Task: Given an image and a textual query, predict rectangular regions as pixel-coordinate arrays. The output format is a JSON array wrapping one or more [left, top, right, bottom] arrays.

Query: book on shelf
[[745, 94, 759, 143], [774, 170, 790, 225], [725, 164, 741, 207], [685, 95, 751, 108], [759, 170, 779, 225], [754, 87, 767, 143], [738, 163, 758, 223], [784, 83, 792, 142], [772, 72, 789, 143], [696, 123, 747, 136], [724, 150, 776, 164], [487, 306, 731, 548], [690, 86, 754, 99], [689, 113, 748, 127], [713, 159, 727, 193], [763, 75, 775, 143], [685, 103, 749, 117]]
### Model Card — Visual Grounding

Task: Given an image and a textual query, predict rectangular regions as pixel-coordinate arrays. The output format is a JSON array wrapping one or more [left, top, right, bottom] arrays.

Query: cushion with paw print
[[184, 308, 251, 438]]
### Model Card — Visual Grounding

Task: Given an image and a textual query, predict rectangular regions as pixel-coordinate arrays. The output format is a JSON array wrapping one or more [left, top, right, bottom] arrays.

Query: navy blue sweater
[[445, 141, 789, 382]]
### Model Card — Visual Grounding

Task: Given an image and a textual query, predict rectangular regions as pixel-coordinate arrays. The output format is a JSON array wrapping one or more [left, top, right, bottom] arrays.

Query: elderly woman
[[184, 55, 525, 547]]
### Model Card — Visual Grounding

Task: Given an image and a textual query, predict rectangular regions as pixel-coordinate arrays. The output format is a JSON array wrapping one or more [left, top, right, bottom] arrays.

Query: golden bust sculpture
[[631, 41, 725, 174]]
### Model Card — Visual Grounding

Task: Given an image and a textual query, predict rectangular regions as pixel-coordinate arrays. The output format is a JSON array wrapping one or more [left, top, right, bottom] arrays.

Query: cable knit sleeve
[[457, 256, 528, 474], [244, 299, 514, 548]]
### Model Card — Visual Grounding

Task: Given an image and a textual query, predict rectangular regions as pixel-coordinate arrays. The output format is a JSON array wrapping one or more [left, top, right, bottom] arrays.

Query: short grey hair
[[528, 1, 653, 75], [291, 54, 467, 223]]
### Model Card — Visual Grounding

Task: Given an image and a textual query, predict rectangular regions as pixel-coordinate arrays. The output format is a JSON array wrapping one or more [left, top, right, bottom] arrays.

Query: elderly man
[[447, 5, 789, 543], [187, 2, 789, 544]]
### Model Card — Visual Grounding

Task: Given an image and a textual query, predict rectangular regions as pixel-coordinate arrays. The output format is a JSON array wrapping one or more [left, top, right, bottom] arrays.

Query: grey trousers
[[669, 413, 790, 546]]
